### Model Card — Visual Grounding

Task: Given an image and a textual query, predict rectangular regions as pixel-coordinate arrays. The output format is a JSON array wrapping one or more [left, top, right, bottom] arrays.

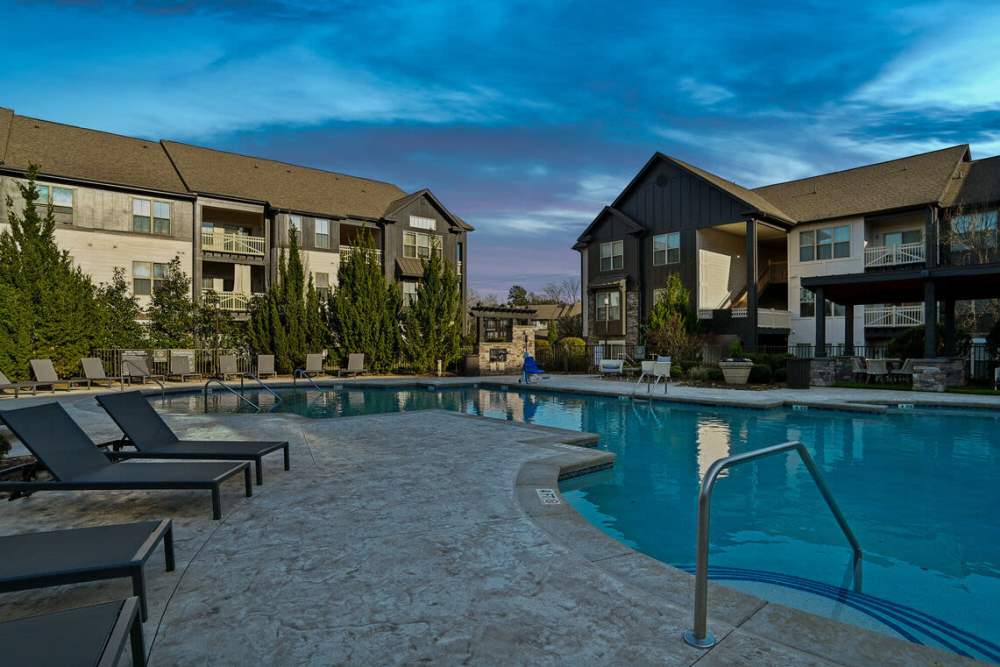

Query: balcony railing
[[864, 242, 924, 268], [338, 245, 383, 261], [864, 304, 924, 328], [201, 290, 257, 312], [699, 307, 791, 329], [201, 231, 266, 256]]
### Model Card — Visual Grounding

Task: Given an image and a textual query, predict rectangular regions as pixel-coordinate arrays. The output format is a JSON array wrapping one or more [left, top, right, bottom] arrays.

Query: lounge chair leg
[[244, 466, 253, 497], [130, 608, 147, 667], [211, 487, 222, 520], [164, 523, 175, 572], [131, 569, 149, 622], [283, 444, 290, 471], [255, 458, 263, 486]]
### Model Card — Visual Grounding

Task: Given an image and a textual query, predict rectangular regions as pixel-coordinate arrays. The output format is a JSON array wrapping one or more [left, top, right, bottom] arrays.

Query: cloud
[[678, 77, 734, 106]]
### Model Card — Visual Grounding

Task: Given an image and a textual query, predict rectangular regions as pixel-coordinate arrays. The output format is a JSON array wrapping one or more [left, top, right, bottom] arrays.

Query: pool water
[[169, 386, 1000, 662]]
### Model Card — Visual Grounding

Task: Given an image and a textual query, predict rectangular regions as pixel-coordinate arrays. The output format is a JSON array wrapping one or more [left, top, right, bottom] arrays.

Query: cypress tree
[[401, 252, 463, 374], [329, 229, 400, 372], [0, 166, 102, 375], [96, 267, 148, 349], [147, 256, 194, 348]]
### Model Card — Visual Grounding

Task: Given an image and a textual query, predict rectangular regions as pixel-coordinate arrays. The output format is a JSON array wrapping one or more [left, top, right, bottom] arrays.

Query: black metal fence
[[92, 348, 254, 377]]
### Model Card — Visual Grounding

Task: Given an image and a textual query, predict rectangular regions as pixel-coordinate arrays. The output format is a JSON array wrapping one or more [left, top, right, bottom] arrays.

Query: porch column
[[844, 304, 854, 356], [192, 202, 203, 302], [923, 280, 937, 357], [815, 287, 827, 358], [943, 298, 956, 356], [745, 219, 759, 351], [924, 206, 938, 268]]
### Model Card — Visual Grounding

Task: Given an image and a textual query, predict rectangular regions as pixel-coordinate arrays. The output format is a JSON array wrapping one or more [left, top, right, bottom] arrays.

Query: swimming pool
[[168, 385, 1000, 662]]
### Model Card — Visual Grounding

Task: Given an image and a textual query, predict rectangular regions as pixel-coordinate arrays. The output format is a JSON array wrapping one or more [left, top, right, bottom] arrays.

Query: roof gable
[[941, 155, 1000, 209], [0, 108, 13, 164], [161, 140, 407, 219], [575, 206, 644, 245], [754, 145, 970, 222], [2, 113, 188, 194], [383, 188, 473, 231]]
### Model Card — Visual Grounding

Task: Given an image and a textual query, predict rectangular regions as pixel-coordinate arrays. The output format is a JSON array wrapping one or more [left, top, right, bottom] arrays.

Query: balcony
[[339, 245, 382, 261], [698, 307, 791, 329], [864, 242, 924, 269], [202, 231, 266, 256], [865, 304, 924, 328], [201, 290, 258, 312]]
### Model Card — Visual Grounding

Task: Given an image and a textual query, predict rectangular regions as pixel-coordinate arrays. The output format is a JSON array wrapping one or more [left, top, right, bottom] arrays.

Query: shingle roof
[[2, 114, 189, 194], [383, 188, 474, 231], [161, 140, 406, 218], [661, 154, 797, 224], [530, 302, 582, 321], [941, 155, 1000, 208], [0, 108, 13, 163], [754, 145, 970, 222]]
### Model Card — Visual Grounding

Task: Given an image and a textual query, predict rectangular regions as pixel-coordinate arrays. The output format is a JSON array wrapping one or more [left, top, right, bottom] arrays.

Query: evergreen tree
[[401, 252, 463, 374], [96, 267, 148, 349], [147, 256, 194, 348], [0, 166, 103, 375], [194, 289, 241, 349], [329, 229, 401, 372], [304, 274, 327, 353]]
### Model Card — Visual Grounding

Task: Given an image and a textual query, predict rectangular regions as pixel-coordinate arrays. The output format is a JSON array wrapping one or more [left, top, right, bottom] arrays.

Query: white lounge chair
[[256, 355, 276, 379], [598, 358, 624, 377], [168, 355, 201, 382], [338, 353, 365, 377]]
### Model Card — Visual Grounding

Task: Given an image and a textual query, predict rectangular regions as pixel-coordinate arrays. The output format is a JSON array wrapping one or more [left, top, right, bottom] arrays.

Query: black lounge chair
[[0, 403, 252, 520], [0, 370, 38, 397], [0, 520, 174, 622], [1, 597, 146, 667], [96, 391, 290, 486], [31, 358, 90, 391]]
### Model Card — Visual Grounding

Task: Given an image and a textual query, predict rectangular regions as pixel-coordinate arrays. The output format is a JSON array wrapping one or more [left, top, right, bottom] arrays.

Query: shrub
[[559, 336, 585, 348], [888, 324, 947, 359], [687, 365, 723, 382], [670, 364, 683, 379], [748, 364, 772, 384], [534, 339, 551, 353]]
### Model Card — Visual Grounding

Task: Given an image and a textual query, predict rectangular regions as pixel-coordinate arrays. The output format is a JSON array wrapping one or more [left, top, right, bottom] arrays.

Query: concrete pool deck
[[0, 391, 983, 665]]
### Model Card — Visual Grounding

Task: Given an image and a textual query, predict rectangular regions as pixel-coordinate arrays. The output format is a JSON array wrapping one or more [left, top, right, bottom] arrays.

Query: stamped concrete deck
[[0, 392, 984, 665]]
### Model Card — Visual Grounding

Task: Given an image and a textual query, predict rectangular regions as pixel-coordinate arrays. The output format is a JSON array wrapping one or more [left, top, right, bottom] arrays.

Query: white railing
[[201, 231, 266, 256], [864, 241, 924, 268], [731, 307, 748, 318], [201, 290, 255, 312], [864, 304, 924, 328], [697, 309, 714, 320], [706, 307, 790, 328], [339, 245, 382, 260]]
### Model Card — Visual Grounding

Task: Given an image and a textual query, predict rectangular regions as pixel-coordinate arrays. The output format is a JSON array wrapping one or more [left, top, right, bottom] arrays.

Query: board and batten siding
[[382, 195, 468, 298]]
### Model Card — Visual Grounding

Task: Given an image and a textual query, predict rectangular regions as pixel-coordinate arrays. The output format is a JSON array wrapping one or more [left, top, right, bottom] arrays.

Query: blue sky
[[4, 1, 1000, 298]]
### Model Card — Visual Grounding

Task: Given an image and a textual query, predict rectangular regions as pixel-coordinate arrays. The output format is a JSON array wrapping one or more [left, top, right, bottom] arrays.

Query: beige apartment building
[[0, 108, 472, 317]]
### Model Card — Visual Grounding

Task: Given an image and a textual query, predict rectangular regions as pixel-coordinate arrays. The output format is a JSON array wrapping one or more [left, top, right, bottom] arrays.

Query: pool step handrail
[[683, 440, 862, 650], [238, 372, 282, 405], [203, 378, 261, 413], [292, 368, 323, 391]]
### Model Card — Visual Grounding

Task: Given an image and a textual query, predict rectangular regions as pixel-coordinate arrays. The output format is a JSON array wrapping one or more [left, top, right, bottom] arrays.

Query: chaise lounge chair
[[31, 359, 90, 392], [217, 354, 245, 381], [338, 353, 366, 377], [0, 520, 174, 622], [301, 353, 325, 378], [1, 597, 147, 667], [82, 357, 128, 389], [96, 391, 290, 486], [598, 358, 624, 377], [168, 355, 202, 382], [519, 354, 546, 384], [0, 370, 38, 398], [256, 354, 276, 379], [121, 355, 166, 385], [0, 402, 252, 520]]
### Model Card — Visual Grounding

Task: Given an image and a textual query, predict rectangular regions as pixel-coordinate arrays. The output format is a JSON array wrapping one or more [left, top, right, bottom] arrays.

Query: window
[[800, 287, 845, 317], [315, 218, 330, 249], [884, 229, 923, 246], [600, 240, 623, 271], [483, 317, 512, 342], [315, 272, 330, 300], [403, 231, 441, 259], [800, 225, 849, 261], [33, 184, 73, 210], [289, 215, 302, 240], [132, 261, 168, 296], [410, 215, 437, 231], [952, 211, 998, 251], [595, 291, 620, 321], [402, 280, 419, 305], [653, 232, 680, 265], [132, 199, 170, 235], [456, 241, 463, 275]]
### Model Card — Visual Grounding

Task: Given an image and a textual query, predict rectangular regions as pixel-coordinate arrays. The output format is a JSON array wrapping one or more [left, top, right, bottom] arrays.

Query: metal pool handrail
[[203, 378, 261, 413], [292, 368, 322, 391], [683, 441, 863, 650], [238, 373, 282, 405]]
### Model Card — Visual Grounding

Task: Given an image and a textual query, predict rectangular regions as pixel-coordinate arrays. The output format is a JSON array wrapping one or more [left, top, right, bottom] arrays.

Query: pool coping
[[514, 442, 985, 667]]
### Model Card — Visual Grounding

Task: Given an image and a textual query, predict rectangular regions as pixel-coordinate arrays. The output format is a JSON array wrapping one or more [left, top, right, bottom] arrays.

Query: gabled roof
[[2, 113, 189, 194], [0, 107, 13, 163], [161, 140, 406, 218], [530, 302, 581, 321], [575, 206, 644, 245], [754, 145, 970, 222], [941, 155, 1000, 209], [660, 154, 796, 224], [383, 188, 474, 231]]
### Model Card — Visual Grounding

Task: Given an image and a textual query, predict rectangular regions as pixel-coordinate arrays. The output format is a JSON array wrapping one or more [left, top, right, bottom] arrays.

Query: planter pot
[[719, 361, 753, 385]]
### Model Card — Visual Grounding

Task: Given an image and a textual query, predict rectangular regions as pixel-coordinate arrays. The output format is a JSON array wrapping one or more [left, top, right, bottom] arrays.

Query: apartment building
[[0, 108, 471, 318], [575, 145, 1000, 358]]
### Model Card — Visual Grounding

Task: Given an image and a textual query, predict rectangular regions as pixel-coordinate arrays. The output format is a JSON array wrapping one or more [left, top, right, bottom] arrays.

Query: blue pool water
[[172, 385, 1000, 662]]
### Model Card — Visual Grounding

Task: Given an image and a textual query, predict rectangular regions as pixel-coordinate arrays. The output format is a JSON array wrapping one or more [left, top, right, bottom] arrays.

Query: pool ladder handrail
[[683, 440, 863, 650], [292, 368, 323, 391], [203, 378, 261, 413], [237, 372, 283, 407]]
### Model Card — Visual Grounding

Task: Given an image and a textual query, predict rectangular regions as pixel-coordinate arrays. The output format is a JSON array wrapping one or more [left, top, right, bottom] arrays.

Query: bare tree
[[539, 277, 581, 305]]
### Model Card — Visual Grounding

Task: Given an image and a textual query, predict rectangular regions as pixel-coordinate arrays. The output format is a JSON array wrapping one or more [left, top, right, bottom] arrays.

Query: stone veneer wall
[[477, 324, 536, 375], [625, 291, 640, 346], [911, 358, 966, 392], [808, 357, 856, 387]]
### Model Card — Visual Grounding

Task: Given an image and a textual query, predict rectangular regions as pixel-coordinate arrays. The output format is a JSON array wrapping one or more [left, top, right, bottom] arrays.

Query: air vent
[[656, 173, 670, 188]]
